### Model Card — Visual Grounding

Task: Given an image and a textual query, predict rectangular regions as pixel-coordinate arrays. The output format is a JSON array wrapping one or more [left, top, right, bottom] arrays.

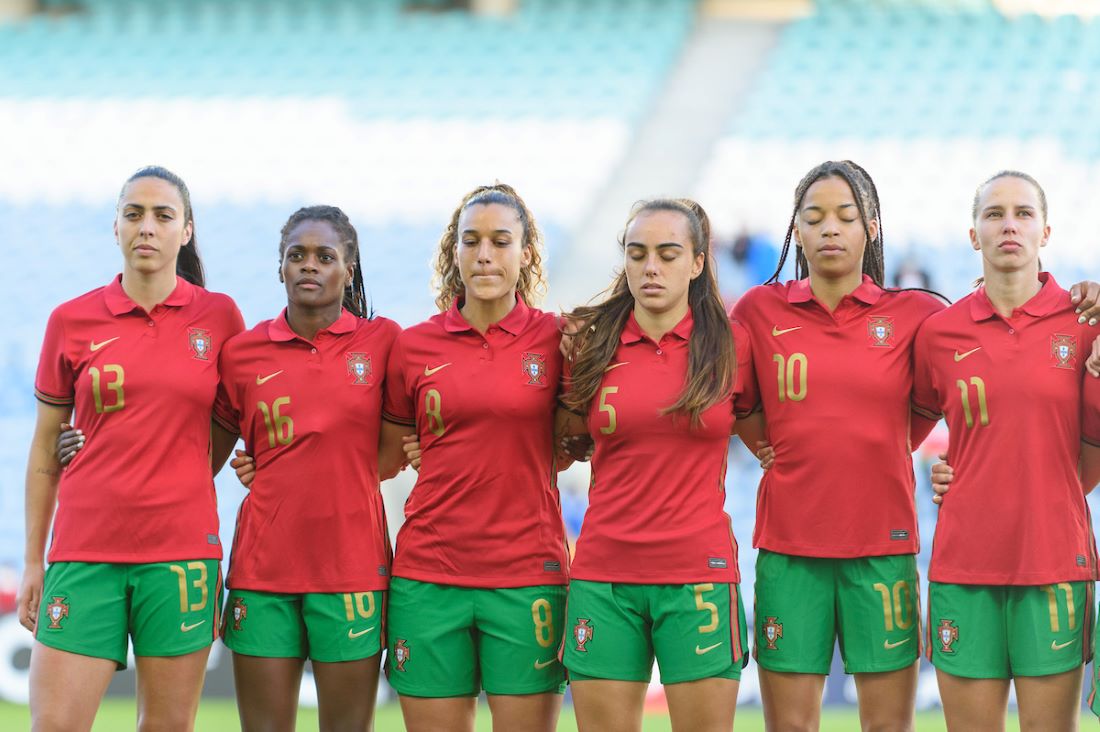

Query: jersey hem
[[753, 542, 918, 558], [928, 570, 1098, 585], [46, 549, 223, 564], [391, 569, 568, 588], [569, 571, 742, 585], [226, 576, 390, 593]]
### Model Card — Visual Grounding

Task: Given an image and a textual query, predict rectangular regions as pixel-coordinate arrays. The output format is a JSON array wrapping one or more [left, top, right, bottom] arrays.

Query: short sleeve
[[911, 321, 942, 419], [731, 319, 759, 417], [381, 335, 416, 426], [35, 308, 75, 406]]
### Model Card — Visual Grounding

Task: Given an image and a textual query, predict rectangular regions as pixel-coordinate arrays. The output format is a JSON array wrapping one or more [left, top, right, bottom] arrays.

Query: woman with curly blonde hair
[[381, 183, 570, 732]]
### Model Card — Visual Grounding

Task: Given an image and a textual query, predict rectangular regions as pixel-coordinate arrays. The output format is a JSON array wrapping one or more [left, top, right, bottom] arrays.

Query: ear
[[866, 218, 879, 244], [278, 265, 284, 283], [969, 228, 980, 251], [181, 220, 193, 248], [793, 227, 803, 248], [520, 244, 533, 268], [113, 218, 119, 244], [345, 262, 355, 288], [1040, 224, 1051, 249], [690, 250, 705, 280]]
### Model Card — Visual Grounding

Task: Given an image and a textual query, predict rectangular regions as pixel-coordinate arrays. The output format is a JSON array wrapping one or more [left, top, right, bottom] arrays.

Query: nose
[[820, 214, 840, 237], [300, 253, 319, 272], [139, 212, 157, 237], [1002, 215, 1019, 234], [644, 252, 660, 276], [476, 238, 493, 264]]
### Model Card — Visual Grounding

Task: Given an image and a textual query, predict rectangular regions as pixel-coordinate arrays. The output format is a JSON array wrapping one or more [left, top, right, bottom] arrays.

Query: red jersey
[[35, 275, 244, 563], [569, 311, 756, 584], [214, 310, 400, 593], [912, 274, 1100, 585], [381, 297, 568, 588], [732, 276, 945, 558]]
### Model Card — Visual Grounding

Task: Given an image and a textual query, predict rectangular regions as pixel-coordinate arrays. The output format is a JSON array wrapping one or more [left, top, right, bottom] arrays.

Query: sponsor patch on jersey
[[522, 352, 547, 386], [708, 557, 728, 569], [573, 618, 594, 651], [393, 639, 411, 671], [890, 529, 909, 541], [762, 616, 783, 650], [46, 596, 69, 630], [1050, 334, 1077, 370], [188, 328, 212, 360], [937, 619, 959, 653], [346, 352, 372, 385], [543, 561, 561, 573], [867, 316, 894, 348]]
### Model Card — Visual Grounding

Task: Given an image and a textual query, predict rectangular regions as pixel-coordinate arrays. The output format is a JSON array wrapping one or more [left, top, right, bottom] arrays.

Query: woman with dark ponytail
[[19, 166, 245, 729], [559, 199, 757, 731]]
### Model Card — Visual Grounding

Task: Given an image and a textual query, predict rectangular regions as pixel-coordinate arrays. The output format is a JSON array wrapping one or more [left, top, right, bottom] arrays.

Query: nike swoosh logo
[[256, 370, 284, 386], [180, 620, 206, 632], [953, 347, 982, 362], [604, 362, 629, 372], [884, 637, 911, 650], [90, 337, 120, 351], [772, 326, 802, 337], [695, 642, 723, 655], [1051, 639, 1075, 651], [533, 658, 556, 670], [348, 626, 376, 639], [424, 363, 452, 376]]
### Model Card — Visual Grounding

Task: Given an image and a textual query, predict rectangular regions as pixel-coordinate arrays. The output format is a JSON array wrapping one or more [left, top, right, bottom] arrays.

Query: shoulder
[[50, 285, 110, 320], [355, 315, 403, 347], [220, 320, 271, 360], [731, 282, 789, 323], [879, 288, 948, 318]]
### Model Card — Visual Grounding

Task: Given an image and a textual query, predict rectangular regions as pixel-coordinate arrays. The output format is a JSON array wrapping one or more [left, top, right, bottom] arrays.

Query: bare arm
[[19, 402, 72, 631], [1080, 441, 1100, 495], [733, 410, 766, 448], [554, 406, 591, 470], [210, 422, 239, 477], [379, 420, 415, 481]]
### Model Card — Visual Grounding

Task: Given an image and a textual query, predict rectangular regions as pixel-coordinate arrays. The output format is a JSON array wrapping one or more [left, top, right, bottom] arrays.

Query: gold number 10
[[872, 581, 913, 631], [773, 353, 807, 402]]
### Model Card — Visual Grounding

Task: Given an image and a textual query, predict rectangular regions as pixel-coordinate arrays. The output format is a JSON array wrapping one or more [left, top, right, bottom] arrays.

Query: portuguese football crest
[[346, 352, 372, 385], [231, 597, 248, 631], [762, 616, 783, 650], [867, 316, 894, 348], [393, 639, 411, 671], [45, 596, 69, 629], [188, 328, 212, 360], [938, 619, 959, 653], [521, 352, 547, 386], [1050, 333, 1077, 370], [573, 618, 594, 651]]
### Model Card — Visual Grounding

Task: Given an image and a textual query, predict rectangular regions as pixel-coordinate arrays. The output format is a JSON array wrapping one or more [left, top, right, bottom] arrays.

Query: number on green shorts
[[343, 592, 376, 621], [169, 562, 209, 612], [693, 583, 719, 633], [531, 598, 555, 648], [872, 580, 913, 631]]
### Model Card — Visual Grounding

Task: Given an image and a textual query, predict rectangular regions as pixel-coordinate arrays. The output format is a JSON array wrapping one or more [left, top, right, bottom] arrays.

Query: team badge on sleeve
[[231, 597, 248, 631], [188, 328, 212, 360], [1050, 334, 1077, 370], [45, 597, 69, 629], [346, 352, 372, 385], [866, 317, 894, 348], [762, 616, 783, 650], [573, 618, 594, 651], [393, 639, 411, 671], [521, 352, 547, 386], [937, 619, 959, 653]]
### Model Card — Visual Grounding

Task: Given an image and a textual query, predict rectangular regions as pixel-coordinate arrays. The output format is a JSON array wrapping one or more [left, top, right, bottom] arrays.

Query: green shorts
[[36, 560, 220, 669], [562, 580, 747, 685], [221, 589, 384, 663], [928, 581, 1094, 679], [385, 577, 566, 697], [753, 550, 920, 675]]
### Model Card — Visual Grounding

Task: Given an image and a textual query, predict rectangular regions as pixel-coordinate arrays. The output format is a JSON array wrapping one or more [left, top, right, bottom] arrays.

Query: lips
[[998, 240, 1022, 251], [296, 278, 322, 289]]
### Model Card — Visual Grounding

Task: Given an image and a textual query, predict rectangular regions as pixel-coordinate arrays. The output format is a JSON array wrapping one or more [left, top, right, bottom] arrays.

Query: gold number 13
[[89, 364, 125, 413]]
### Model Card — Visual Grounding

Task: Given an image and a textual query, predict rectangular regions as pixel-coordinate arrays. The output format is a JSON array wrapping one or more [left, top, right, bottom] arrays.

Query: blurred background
[[1, 0, 1099, 727]]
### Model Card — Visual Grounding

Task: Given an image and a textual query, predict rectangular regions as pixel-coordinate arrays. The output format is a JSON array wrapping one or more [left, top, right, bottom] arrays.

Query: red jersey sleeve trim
[[34, 389, 74, 407], [911, 402, 941, 421], [211, 411, 239, 435], [1083, 435, 1100, 449], [734, 402, 763, 420], [382, 410, 416, 427]]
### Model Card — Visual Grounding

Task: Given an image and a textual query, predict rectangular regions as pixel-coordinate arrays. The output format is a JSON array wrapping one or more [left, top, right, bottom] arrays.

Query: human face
[[623, 209, 704, 317], [794, 176, 878, 280], [280, 220, 353, 310], [114, 177, 193, 276], [455, 203, 530, 306], [970, 176, 1049, 274]]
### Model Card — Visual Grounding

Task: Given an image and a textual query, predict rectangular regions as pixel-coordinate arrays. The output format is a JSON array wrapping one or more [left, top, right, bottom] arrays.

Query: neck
[[460, 292, 517, 333], [120, 266, 179, 313], [982, 267, 1042, 318], [808, 269, 864, 312], [287, 302, 343, 341], [634, 299, 689, 342]]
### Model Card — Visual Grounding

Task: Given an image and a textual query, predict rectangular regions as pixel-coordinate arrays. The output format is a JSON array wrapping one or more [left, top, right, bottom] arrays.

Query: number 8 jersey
[[34, 276, 245, 563], [912, 274, 1100, 585]]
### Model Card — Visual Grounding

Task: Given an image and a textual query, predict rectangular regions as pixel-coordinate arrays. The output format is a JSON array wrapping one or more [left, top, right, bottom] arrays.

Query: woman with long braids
[[731, 160, 947, 731], [381, 184, 570, 732], [914, 171, 1100, 731], [213, 206, 405, 731], [560, 198, 756, 732], [20, 166, 245, 730]]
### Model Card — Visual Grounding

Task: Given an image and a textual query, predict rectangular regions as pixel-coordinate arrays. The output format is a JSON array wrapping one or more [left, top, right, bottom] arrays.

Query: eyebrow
[[802, 203, 857, 212], [982, 204, 1035, 213], [625, 242, 684, 249], [461, 229, 514, 236], [121, 203, 178, 213]]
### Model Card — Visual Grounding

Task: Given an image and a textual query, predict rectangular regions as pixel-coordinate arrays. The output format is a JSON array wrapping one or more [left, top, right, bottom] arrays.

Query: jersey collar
[[969, 272, 1061, 321], [268, 308, 358, 342], [104, 274, 195, 316], [620, 308, 694, 345], [786, 275, 883, 307], [443, 293, 532, 335]]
